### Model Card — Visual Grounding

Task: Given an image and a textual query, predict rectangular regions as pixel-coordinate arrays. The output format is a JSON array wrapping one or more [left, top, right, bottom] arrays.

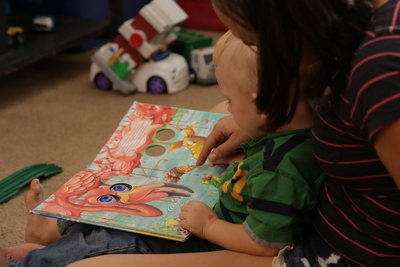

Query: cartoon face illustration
[[78, 182, 194, 217], [87, 182, 193, 206]]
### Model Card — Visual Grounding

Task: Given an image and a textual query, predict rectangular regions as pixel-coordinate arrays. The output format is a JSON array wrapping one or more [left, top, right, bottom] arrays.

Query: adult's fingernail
[[208, 153, 217, 162]]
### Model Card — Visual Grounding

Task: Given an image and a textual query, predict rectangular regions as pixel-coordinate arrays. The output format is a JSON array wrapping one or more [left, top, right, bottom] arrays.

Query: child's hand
[[179, 200, 218, 239]]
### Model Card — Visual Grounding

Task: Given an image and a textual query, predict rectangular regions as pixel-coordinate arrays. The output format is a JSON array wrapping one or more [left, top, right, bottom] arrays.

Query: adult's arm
[[373, 119, 400, 189], [66, 250, 274, 267], [196, 115, 250, 166]]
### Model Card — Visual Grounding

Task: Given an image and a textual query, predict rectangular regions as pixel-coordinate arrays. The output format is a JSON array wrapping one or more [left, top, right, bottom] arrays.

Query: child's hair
[[213, 30, 235, 67], [213, 30, 258, 94], [212, 0, 373, 132]]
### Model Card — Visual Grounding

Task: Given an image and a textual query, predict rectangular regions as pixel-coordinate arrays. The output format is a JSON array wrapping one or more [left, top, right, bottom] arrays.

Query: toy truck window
[[204, 54, 213, 65]]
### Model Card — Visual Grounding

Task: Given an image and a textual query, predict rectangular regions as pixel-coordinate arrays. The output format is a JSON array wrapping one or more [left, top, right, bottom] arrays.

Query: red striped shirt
[[311, 0, 400, 265]]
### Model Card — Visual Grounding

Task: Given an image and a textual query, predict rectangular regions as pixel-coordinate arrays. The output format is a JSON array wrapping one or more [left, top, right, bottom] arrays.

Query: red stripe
[[317, 209, 379, 257], [343, 188, 400, 231], [312, 131, 371, 148], [357, 35, 400, 51], [340, 93, 350, 104], [326, 173, 390, 181], [361, 94, 400, 130], [390, 1, 400, 33], [349, 52, 400, 86], [350, 71, 400, 119], [371, 234, 400, 249], [353, 186, 398, 191], [315, 109, 368, 142], [313, 227, 366, 266], [314, 154, 380, 165], [365, 31, 376, 38], [341, 188, 400, 249], [368, 127, 380, 141], [362, 194, 400, 215], [317, 208, 400, 257], [366, 217, 384, 231], [327, 101, 354, 127], [324, 185, 363, 232]]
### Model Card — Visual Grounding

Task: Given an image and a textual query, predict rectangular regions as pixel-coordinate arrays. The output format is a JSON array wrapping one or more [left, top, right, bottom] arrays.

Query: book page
[[32, 102, 227, 241]]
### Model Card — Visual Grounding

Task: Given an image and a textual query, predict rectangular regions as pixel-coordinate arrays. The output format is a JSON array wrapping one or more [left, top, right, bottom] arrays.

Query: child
[[1, 31, 325, 267], [179, 31, 325, 255]]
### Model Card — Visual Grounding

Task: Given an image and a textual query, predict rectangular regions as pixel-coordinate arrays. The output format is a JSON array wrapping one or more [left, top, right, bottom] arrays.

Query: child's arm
[[179, 200, 279, 257]]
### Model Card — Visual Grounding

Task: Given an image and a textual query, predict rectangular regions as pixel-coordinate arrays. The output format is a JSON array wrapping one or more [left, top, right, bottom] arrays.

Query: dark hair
[[212, 0, 373, 132]]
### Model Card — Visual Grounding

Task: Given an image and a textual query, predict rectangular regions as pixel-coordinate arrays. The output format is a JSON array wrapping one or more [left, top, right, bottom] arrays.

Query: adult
[[198, 0, 400, 266]]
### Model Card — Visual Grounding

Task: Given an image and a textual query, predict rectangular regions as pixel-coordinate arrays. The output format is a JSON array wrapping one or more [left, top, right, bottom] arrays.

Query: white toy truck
[[90, 0, 190, 95]]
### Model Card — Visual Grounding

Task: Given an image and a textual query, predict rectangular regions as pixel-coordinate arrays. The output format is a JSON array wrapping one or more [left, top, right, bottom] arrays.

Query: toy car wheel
[[189, 68, 196, 83], [94, 73, 112, 90], [7, 37, 14, 46], [16, 34, 24, 44], [147, 76, 167, 94]]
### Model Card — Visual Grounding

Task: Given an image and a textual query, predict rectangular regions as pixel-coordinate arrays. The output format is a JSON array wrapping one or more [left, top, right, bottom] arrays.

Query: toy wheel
[[16, 34, 24, 44], [94, 73, 112, 90], [189, 68, 196, 83], [7, 37, 14, 46], [147, 76, 167, 94]]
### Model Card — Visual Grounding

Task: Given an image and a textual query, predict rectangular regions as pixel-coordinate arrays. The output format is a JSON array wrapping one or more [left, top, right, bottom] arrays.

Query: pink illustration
[[42, 169, 193, 217], [94, 103, 176, 175]]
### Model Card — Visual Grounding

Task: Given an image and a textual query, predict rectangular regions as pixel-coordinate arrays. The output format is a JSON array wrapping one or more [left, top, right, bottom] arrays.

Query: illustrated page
[[32, 102, 227, 241]]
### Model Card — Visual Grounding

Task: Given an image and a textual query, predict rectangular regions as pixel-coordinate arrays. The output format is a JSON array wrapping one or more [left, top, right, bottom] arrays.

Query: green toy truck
[[170, 29, 217, 85]]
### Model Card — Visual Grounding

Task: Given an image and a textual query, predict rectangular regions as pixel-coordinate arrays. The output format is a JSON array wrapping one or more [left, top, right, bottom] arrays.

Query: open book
[[31, 102, 227, 242]]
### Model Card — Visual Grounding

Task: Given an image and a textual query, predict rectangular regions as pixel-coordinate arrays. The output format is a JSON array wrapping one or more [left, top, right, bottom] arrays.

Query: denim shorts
[[273, 227, 349, 267], [7, 219, 215, 267]]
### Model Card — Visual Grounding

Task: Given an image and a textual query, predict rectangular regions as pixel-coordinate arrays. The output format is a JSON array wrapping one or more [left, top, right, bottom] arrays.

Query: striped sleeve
[[349, 31, 400, 140]]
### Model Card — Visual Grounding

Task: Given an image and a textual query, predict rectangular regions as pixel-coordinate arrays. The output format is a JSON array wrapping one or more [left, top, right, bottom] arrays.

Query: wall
[[9, 0, 151, 50]]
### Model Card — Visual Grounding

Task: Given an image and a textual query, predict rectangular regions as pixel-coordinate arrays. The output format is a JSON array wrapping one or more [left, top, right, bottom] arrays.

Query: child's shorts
[[273, 228, 349, 267], [7, 219, 216, 267]]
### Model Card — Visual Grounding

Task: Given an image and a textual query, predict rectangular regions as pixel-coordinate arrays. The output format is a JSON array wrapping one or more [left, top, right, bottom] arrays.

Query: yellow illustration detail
[[164, 218, 180, 226], [168, 126, 206, 160]]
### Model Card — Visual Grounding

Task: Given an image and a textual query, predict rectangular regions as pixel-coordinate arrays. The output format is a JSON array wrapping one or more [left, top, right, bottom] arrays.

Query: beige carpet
[[0, 32, 224, 248]]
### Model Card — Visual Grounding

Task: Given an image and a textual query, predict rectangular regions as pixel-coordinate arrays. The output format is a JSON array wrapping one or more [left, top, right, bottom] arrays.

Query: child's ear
[[260, 113, 267, 120], [252, 93, 268, 120]]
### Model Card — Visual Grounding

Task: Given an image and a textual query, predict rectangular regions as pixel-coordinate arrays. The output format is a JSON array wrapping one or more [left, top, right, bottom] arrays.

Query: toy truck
[[90, 0, 190, 95], [170, 28, 217, 85], [6, 26, 24, 46]]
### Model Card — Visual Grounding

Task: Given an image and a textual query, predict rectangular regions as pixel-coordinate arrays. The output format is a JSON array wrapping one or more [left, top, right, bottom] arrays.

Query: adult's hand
[[197, 115, 250, 166]]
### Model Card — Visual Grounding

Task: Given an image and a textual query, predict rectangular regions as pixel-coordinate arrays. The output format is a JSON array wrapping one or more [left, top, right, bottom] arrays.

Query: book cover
[[31, 101, 227, 242]]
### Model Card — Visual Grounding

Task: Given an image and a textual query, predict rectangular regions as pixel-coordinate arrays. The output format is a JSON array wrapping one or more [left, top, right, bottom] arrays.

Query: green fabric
[[213, 128, 325, 249]]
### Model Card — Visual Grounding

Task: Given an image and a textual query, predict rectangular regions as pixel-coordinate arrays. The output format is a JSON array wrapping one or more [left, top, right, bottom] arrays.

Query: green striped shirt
[[214, 128, 325, 249]]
